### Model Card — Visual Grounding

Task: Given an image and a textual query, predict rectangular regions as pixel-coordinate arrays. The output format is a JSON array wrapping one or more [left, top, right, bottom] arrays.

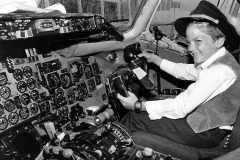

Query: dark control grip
[[94, 108, 114, 126], [113, 76, 129, 97]]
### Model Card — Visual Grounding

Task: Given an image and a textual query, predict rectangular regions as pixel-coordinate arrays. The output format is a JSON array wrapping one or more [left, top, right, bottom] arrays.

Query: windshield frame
[[124, 0, 148, 32]]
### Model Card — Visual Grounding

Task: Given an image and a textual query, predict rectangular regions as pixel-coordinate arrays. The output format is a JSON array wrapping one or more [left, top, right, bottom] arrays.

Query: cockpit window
[[150, 0, 219, 37], [38, 0, 146, 32]]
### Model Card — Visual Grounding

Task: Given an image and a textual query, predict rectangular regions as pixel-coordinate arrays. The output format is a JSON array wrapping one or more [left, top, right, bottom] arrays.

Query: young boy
[[117, 0, 240, 148]]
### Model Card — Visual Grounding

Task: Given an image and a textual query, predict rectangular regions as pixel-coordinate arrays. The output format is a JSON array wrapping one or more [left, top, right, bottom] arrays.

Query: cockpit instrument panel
[[0, 52, 108, 134]]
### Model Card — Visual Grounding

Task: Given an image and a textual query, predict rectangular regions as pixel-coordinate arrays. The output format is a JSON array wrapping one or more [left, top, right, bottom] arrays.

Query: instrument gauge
[[78, 82, 88, 100], [87, 78, 96, 93], [47, 72, 61, 88], [23, 66, 33, 78], [70, 61, 83, 82], [13, 68, 23, 81], [30, 90, 39, 101], [0, 86, 11, 99], [20, 93, 31, 105], [95, 75, 102, 85], [8, 112, 19, 125], [30, 103, 39, 115], [16, 81, 27, 93], [61, 106, 68, 115], [0, 72, 8, 85], [4, 99, 16, 112], [84, 65, 93, 79], [92, 63, 101, 75], [26, 78, 36, 90], [0, 117, 8, 130], [61, 73, 72, 89], [19, 107, 30, 119], [55, 88, 64, 100], [67, 88, 75, 104], [0, 104, 4, 116]]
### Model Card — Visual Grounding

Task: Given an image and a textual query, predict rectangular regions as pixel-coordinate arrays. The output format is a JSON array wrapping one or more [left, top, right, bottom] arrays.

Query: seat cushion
[[132, 131, 229, 160]]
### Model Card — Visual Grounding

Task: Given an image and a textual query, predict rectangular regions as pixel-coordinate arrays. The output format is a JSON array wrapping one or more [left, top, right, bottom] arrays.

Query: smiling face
[[186, 22, 224, 65]]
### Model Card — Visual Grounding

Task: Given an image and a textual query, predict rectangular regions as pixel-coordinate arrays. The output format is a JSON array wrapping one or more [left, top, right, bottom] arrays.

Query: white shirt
[[146, 47, 237, 121]]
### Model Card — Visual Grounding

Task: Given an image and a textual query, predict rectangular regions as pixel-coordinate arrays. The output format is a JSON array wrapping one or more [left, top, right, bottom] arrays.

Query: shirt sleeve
[[146, 64, 237, 120], [160, 59, 198, 81]]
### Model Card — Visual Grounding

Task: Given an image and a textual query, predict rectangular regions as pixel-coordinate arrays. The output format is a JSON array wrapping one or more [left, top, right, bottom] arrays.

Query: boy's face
[[186, 25, 220, 65]]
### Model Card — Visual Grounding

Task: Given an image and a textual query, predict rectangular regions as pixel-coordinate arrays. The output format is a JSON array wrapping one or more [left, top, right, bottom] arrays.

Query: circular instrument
[[4, 99, 16, 112], [20, 93, 31, 105], [26, 78, 36, 90], [13, 68, 24, 81], [17, 81, 28, 93], [30, 90, 39, 101], [0, 86, 11, 99], [19, 107, 30, 119], [23, 66, 33, 78], [0, 73, 8, 85], [8, 112, 19, 125], [0, 117, 8, 130], [29, 103, 39, 115]]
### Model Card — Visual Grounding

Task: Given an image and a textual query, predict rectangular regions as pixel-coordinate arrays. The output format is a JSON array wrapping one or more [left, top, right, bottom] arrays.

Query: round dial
[[55, 88, 64, 100], [58, 106, 69, 120], [20, 93, 31, 105], [0, 104, 4, 116], [47, 72, 61, 88], [0, 117, 8, 130], [30, 90, 39, 101], [19, 107, 30, 119], [67, 88, 75, 104], [0, 86, 11, 99], [30, 103, 39, 115], [23, 66, 33, 78], [61, 106, 68, 116], [92, 63, 101, 75], [95, 75, 102, 85], [8, 112, 19, 125], [70, 61, 83, 82], [13, 69, 23, 81], [4, 99, 16, 112], [84, 65, 93, 79], [61, 73, 72, 89], [17, 81, 27, 93], [87, 78, 96, 93], [0, 73, 8, 86], [26, 78, 36, 90], [77, 82, 88, 100]]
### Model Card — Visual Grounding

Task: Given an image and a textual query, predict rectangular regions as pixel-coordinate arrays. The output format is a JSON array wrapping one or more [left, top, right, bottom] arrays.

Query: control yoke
[[112, 43, 155, 98]]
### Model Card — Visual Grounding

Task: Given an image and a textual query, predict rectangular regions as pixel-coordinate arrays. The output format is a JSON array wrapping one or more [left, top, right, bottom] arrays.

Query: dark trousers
[[120, 111, 228, 148]]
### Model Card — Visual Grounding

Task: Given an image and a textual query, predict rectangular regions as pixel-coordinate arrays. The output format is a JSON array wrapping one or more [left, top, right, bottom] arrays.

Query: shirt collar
[[197, 47, 226, 69]]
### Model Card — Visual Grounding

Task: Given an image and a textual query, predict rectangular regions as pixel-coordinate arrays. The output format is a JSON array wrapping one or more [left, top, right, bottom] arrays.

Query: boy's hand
[[117, 91, 138, 110]]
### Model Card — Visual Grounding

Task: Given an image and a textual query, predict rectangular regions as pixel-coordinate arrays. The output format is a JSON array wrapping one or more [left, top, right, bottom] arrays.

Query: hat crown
[[190, 0, 220, 23]]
